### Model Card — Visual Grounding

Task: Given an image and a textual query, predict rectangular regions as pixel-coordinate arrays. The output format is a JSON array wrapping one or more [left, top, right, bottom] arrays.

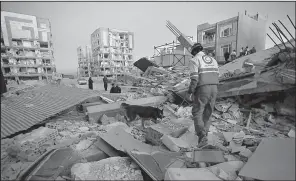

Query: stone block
[[80, 144, 108, 162], [146, 123, 188, 146]]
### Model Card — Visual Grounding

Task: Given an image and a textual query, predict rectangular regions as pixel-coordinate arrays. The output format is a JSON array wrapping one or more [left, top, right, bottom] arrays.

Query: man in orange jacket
[[186, 43, 219, 144]]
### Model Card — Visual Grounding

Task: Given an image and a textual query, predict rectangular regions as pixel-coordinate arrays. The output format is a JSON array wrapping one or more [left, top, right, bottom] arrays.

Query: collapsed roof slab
[[1, 85, 101, 138]]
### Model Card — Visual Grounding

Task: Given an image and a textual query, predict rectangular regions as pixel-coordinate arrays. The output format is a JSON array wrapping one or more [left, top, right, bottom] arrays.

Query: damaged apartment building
[[1, 11, 55, 81], [197, 11, 267, 63], [77, 45, 93, 77], [91, 28, 135, 76]]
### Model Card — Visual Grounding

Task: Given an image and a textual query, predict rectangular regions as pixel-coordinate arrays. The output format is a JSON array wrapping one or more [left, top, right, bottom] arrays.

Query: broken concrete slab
[[26, 148, 82, 181], [222, 132, 236, 142], [239, 138, 295, 180], [74, 139, 93, 151], [161, 131, 199, 152], [207, 161, 245, 180], [192, 150, 225, 163], [164, 168, 222, 180], [79, 144, 109, 162], [128, 150, 184, 181], [93, 136, 121, 157], [146, 122, 189, 146], [99, 126, 154, 153], [86, 96, 167, 123], [239, 148, 253, 158]]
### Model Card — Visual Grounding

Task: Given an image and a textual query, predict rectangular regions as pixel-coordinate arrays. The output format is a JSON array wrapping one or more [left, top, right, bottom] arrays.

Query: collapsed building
[[1, 11, 56, 81]]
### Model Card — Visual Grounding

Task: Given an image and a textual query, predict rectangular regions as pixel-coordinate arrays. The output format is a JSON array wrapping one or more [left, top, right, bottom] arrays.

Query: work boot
[[197, 131, 208, 148]]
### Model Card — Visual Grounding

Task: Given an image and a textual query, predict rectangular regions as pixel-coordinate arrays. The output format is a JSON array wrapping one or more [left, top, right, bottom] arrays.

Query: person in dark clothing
[[115, 84, 121, 93], [88, 77, 93, 90], [250, 46, 256, 54], [103, 75, 108, 91], [110, 83, 116, 93], [224, 51, 230, 64], [0, 69, 7, 96]]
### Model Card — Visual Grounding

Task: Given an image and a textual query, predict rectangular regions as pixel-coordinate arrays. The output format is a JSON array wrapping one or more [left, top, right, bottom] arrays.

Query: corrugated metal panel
[[1, 85, 100, 138]]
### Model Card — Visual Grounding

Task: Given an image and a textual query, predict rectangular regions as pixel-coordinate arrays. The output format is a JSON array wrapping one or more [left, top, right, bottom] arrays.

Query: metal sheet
[[239, 138, 295, 180]]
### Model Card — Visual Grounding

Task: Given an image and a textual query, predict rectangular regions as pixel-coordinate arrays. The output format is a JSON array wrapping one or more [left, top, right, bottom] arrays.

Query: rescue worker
[[186, 43, 219, 145]]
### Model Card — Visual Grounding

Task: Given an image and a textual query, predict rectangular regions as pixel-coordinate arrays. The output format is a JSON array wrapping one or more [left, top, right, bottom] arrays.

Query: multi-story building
[[197, 11, 267, 62], [77, 45, 93, 77], [91, 28, 134, 76], [1, 11, 56, 81]]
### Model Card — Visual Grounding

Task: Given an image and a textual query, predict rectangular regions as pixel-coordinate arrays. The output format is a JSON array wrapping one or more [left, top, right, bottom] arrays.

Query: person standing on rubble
[[88, 77, 93, 90], [186, 43, 219, 145], [103, 75, 108, 91]]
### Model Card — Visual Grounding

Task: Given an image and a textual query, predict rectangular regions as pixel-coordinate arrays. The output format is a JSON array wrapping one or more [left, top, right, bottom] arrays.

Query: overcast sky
[[1, 2, 295, 73]]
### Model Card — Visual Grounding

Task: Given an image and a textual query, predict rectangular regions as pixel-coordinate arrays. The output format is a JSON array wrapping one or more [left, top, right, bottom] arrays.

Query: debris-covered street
[[1, 2, 295, 181]]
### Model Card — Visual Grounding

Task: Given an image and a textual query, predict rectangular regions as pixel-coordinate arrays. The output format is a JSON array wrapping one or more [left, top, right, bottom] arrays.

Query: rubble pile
[[71, 157, 143, 180], [1, 46, 295, 181]]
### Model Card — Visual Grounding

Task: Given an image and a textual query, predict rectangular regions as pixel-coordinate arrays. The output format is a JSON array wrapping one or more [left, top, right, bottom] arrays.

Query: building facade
[[77, 45, 93, 77], [197, 11, 267, 62], [1, 11, 56, 81], [91, 28, 134, 76]]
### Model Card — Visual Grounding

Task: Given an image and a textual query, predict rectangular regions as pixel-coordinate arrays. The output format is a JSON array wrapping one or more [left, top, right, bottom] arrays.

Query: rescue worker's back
[[187, 43, 219, 145]]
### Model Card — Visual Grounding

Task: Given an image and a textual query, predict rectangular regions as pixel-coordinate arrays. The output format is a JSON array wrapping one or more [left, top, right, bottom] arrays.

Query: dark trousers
[[192, 85, 218, 139], [104, 83, 107, 91]]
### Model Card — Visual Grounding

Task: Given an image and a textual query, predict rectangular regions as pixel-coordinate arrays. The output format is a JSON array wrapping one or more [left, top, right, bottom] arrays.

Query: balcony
[[201, 37, 215, 48]]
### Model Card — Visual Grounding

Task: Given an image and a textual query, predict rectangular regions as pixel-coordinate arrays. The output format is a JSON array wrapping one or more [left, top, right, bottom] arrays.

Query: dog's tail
[[120, 103, 129, 109]]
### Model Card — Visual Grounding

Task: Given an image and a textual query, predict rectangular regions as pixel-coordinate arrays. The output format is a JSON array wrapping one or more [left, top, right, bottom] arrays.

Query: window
[[221, 44, 231, 56], [220, 24, 232, 37]]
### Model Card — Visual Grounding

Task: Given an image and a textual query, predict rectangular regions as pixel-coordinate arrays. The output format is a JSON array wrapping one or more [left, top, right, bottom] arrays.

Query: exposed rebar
[[278, 20, 296, 42], [273, 22, 295, 48], [287, 15, 296, 30], [267, 33, 282, 51]]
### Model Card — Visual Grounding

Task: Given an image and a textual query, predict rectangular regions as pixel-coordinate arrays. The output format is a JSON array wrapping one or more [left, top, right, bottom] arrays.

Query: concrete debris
[[288, 129, 295, 138], [71, 157, 143, 180]]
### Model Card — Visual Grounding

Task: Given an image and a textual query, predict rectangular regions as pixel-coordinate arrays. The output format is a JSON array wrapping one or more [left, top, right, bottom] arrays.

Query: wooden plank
[[86, 96, 167, 123]]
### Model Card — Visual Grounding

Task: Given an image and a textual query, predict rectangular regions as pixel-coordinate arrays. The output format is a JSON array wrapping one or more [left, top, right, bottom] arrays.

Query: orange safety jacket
[[189, 52, 219, 88]]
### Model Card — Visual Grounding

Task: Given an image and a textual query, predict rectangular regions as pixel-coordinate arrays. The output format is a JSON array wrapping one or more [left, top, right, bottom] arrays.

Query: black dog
[[120, 103, 164, 128]]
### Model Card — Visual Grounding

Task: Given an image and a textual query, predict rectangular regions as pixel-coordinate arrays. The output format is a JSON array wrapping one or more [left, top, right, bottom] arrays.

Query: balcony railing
[[202, 38, 215, 45]]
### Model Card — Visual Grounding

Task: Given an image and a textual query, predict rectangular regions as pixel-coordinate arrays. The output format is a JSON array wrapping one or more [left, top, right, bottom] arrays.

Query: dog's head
[[120, 103, 129, 109], [155, 108, 164, 123]]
